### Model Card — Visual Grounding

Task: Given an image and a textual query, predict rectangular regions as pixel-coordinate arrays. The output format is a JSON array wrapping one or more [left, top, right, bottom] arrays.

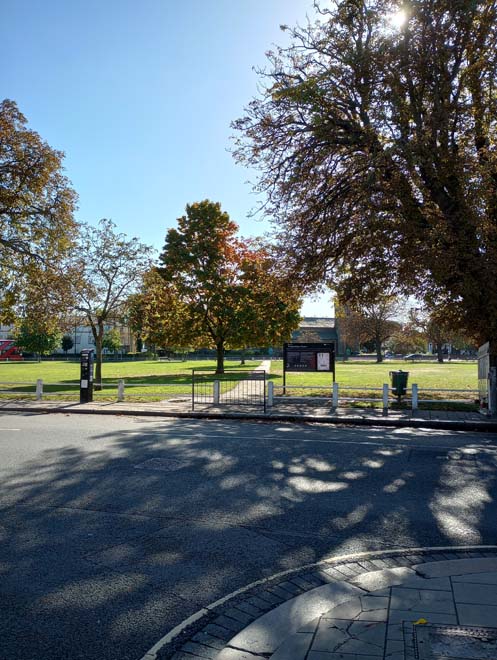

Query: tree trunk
[[375, 335, 383, 363], [240, 348, 246, 366], [215, 341, 225, 374], [92, 321, 104, 390], [436, 342, 444, 363]]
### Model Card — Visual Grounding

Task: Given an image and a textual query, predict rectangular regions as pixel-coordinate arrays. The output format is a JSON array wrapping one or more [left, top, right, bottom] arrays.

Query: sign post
[[283, 342, 336, 394]]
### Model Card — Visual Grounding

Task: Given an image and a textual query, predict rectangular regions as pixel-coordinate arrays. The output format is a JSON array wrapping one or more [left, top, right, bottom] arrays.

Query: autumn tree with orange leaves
[[134, 200, 301, 373], [0, 99, 78, 324]]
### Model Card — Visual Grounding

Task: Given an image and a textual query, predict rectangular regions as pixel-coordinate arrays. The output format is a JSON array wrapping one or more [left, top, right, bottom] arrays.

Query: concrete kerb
[[139, 545, 497, 660], [1, 401, 497, 432]]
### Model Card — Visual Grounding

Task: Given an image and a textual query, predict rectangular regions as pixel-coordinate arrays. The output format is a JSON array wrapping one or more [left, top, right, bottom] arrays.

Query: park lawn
[[269, 359, 478, 401], [0, 359, 262, 401]]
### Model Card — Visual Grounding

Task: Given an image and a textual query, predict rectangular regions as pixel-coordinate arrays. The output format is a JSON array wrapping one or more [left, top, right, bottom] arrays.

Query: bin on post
[[390, 370, 409, 400], [80, 349, 94, 403]]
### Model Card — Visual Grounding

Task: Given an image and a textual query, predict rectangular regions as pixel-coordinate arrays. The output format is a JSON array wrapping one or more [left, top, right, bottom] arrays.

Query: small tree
[[388, 326, 426, 356], [336, 292, 403, 362], [424, 314, 451, 363], [16, 322, 61, 360], [102, 328, 122, 355], [61, 334, 74, 355], [71, 219, 154, 387]]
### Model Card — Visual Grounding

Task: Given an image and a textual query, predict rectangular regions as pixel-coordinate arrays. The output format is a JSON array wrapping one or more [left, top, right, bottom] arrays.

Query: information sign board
[[283, 342, 335, 373]]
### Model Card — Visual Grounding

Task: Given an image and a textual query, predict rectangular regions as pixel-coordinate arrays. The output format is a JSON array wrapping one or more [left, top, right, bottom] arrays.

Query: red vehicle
[[0, 340, 24, 360]]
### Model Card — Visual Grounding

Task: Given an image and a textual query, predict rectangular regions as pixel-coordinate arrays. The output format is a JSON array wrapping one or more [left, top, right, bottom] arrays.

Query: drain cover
[[134, 457, 188, 472], [405, 623, 497, 659]]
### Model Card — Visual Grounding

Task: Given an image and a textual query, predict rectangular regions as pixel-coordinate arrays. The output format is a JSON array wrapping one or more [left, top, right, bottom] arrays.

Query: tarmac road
[[0, 412, 496, 659]]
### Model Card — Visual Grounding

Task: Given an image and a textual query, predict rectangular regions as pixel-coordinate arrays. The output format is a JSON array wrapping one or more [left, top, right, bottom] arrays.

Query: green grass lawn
[[269, 359, 478, 405], [0, 359, 262, 401], [0, 358, 479, 408], [270, 359, 477, 388]]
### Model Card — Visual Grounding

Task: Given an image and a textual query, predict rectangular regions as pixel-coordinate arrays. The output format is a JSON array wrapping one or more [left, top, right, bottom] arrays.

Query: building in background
[[291, 317, 340, 354], [0, 325, 12, 341], [56, 322, 137, 355], [0, 322, 136, 355]]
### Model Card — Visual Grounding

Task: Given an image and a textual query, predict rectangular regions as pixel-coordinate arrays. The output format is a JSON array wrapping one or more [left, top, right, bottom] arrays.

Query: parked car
[[404, 353, 424, 360]]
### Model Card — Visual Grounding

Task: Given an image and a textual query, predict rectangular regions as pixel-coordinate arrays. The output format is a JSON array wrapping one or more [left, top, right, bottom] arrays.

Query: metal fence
[[191, 370, 266, 412], [269, 382, 479, 413], [0, 379, 477, 414]]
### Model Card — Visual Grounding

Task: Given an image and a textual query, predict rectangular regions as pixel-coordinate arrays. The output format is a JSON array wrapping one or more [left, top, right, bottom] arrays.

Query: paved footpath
[[143, 547, 497, 660], [0, 399, 495, 433]]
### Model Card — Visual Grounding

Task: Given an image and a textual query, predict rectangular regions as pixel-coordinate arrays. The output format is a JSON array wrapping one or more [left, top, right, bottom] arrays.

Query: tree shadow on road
[[1, 418, 496, 659]]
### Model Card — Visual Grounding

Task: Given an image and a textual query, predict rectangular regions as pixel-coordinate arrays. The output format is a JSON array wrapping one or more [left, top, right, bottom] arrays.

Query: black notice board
[[283, 342, 335, 373]]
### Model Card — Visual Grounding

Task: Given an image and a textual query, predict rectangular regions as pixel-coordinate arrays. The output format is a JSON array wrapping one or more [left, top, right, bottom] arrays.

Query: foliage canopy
[[133, 200, 302, 373], [233, 0, 497, 344], [71, 219, 154, 384], [0, 99, 78, 322], [16, 321, 61, 358]]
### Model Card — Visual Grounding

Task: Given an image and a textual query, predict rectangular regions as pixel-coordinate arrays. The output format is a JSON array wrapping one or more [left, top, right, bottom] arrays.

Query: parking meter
[[80, 349, 94, 403]]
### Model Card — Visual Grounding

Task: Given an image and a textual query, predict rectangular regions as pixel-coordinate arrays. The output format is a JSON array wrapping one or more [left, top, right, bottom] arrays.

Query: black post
[[80, 349, 94, 403], [191, 369, 195, 412], [283, 342, 287, 395]]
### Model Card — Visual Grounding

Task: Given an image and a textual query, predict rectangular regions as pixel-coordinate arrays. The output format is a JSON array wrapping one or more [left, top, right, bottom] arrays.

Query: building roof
[[299, 317, 336, 328], [291, 317, 338, 343]]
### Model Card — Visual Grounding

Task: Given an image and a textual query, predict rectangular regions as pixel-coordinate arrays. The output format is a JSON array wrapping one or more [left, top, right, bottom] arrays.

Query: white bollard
[[332, 382, 339, 408], [36, 378, 43, 401], [412, 383, 418, 411], [213, 380, 220, 404], [117, 379, 125, 402], [382, 383, 389, 416], [267, 381, 274, 407]]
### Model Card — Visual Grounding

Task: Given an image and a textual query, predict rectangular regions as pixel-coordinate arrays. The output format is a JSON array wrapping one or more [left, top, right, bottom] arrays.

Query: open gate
[[192, 370, 266, 412]]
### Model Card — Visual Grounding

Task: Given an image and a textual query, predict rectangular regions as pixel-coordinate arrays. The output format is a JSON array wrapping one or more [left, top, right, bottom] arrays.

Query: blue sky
[[1, 0, 332, 315]]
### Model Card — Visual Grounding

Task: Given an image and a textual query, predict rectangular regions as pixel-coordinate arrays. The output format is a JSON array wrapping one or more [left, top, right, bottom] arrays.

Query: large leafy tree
[[71, 219, 154, 386], [136, 200, 301, 373], [0, 99, 78, 322], [233, 0, 497, 346]]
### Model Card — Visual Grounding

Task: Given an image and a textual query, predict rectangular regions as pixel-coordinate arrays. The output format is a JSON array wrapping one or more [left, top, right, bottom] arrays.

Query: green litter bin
[[390, 370, 409, 396]]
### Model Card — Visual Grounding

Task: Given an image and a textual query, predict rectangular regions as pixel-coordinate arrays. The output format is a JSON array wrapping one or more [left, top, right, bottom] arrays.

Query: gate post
[[213, 380, 220, 404], [36, 378, 43, 401], [267, 381, 273, 408], [191, 369, 195, 411]]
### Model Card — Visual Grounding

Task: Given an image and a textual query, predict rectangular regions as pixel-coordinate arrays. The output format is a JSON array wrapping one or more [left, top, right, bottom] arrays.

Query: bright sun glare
[[389, 8, 408, 29]]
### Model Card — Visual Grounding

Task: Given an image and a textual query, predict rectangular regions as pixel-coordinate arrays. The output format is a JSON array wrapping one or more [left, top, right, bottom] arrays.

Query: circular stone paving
[[141, 546, 497, 660]]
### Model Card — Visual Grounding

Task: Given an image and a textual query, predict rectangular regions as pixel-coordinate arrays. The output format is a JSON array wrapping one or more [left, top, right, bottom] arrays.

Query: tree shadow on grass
[[1, 418, 496, 659]]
